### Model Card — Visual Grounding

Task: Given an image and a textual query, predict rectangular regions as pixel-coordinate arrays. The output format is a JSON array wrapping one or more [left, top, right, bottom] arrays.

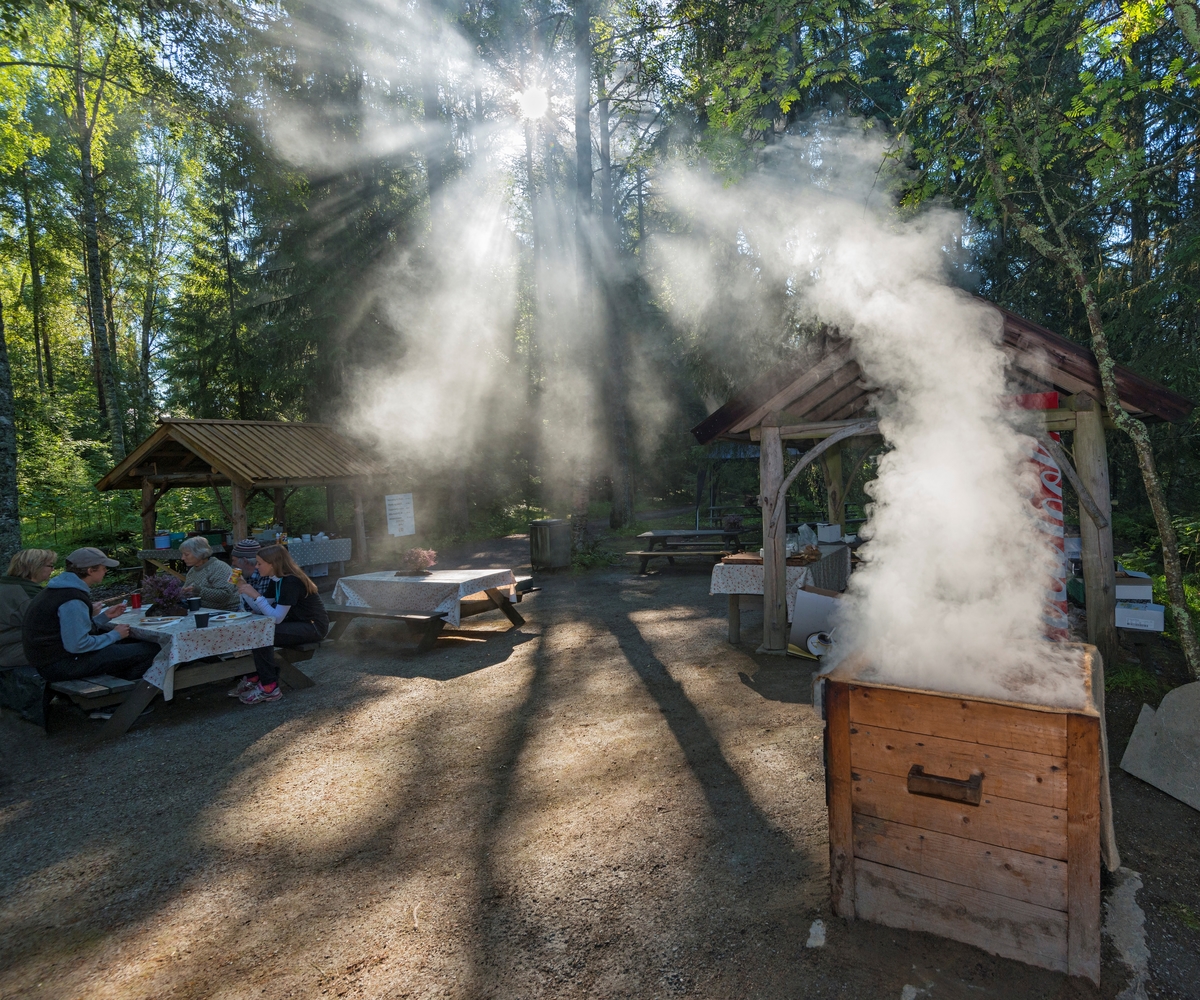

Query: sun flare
[[516, 86, 549, 120]]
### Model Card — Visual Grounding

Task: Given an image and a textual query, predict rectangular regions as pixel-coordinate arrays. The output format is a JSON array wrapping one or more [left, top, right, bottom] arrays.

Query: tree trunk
[[21, 168, 49, 391], [72, 16, 124, 460], [982, 131, 1200, 678], [569, 0, 594, 549], [0, 298, 20, 567], [421, 1, 445, 228], [220, 179, 247, 420]]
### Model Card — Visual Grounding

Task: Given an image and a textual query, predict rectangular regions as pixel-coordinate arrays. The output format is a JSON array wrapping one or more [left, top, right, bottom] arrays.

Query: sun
[[516, 87, 549, 120]]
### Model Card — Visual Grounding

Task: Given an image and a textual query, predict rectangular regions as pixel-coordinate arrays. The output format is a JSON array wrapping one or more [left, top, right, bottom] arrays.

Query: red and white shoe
[[239, 683, 282, 705]]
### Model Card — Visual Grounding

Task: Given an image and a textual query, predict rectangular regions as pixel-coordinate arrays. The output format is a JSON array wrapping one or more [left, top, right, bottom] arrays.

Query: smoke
[[654, 125, 1086, 708]]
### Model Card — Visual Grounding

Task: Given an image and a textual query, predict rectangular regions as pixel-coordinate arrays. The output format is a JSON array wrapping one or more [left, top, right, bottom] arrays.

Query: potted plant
[[396, 547, 437, 577], [141, 573, 187, 616]]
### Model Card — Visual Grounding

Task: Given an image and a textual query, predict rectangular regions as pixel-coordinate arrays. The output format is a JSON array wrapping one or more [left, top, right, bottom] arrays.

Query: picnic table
[[332, 568, 524, 626], [637, 529, 743, 552], [629, 529, 743, 573]]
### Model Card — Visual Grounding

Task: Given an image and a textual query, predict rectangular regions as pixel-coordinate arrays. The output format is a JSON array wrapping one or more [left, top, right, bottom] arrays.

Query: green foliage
[[1104, 661, 1163, 699]]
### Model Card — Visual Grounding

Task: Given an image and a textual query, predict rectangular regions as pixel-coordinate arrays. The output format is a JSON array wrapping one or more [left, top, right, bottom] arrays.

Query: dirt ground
[[2, 549, 1198, 1000]]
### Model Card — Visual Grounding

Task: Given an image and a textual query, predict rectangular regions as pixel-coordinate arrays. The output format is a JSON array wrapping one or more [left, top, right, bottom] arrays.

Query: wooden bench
[[325, 606, 450, 652], [627, 550, 726, 575]]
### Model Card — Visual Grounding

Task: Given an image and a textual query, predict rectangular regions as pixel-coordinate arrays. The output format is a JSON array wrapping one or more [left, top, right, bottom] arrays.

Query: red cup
[[130, 593, 142, 609]]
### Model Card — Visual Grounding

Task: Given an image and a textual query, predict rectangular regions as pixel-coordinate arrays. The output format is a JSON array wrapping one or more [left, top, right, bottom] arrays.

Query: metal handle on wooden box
[[906, 764, 983, 806]]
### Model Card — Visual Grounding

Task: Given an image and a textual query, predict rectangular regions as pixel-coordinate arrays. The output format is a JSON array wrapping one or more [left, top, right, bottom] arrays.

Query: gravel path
[[0, 559, 1189, 998]]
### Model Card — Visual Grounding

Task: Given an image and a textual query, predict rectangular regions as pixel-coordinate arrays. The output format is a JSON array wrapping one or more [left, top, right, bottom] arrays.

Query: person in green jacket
[[0, 549, 58, 667], [179, 536, 240, 610]]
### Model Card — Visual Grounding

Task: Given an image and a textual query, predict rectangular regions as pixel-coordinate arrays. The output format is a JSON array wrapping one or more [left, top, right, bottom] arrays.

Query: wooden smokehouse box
[[820, 646, 1102, 984]]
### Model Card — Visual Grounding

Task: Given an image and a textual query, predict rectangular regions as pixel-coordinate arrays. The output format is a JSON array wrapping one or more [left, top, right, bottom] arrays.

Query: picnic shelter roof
[[692, 300, 1195, 444], [96, 418, 381, 491]]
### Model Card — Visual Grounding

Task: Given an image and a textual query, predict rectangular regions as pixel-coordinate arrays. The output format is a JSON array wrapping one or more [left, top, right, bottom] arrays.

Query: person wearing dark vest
[[23, 547, 159, 682], [231, 544, 329, 705]]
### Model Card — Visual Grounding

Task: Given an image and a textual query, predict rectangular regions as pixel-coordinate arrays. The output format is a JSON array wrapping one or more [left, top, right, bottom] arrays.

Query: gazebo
[[692, 302, 1195, 663], [96, 418, 383, 569]]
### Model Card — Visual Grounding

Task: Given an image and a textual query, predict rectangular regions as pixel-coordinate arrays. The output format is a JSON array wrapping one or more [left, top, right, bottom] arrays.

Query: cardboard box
[[1116, 601, 1164, 632], [816, 522, 842, 543], [1114, 572, 1153, 602]]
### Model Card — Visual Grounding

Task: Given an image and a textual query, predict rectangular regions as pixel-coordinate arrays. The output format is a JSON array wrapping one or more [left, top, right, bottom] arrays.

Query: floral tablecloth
[[114, 608, 275, 698], [331, 569, 517, 627], [709, 564, 814, 621], [286, 537, 353, 566]]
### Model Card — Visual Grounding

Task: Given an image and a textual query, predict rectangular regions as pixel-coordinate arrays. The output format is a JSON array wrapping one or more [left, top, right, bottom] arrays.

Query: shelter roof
[[96, 418, 381, 491], [692, 301, 1195, 444]]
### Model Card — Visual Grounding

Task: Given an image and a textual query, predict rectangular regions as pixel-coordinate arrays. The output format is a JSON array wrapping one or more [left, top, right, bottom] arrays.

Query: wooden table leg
[[485, 588, 525, 627], [276, 658, 316, 689], [728, 594, 740, 644], [414, 618, 446, 653], [94, 679, 159, 741]]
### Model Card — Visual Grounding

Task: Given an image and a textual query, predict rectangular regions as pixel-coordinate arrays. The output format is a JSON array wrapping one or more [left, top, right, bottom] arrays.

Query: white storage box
[[1114, 572, 1154, 602], [1116, 601, 1164, 632], [816, 522, 842, 543]]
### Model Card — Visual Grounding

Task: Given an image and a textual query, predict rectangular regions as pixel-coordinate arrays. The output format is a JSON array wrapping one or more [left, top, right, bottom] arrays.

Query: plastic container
[[154, 534, 171, 549], [169, 532, 186, 545], [530, 518, 571, 570]]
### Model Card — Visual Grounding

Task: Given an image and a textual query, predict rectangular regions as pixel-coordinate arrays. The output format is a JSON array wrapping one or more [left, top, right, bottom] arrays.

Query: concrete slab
[[1119, 681, 1200, 812]]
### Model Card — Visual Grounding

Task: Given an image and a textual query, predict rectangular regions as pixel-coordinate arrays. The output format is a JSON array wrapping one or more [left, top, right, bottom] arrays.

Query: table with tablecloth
[[709, 563, 815, 613], [114, 608, 275, 699], [331, 569, 517, 627]]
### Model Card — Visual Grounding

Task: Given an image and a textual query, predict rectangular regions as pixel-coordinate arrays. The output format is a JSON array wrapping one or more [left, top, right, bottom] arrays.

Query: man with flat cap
[[22, 547, 158, 682]]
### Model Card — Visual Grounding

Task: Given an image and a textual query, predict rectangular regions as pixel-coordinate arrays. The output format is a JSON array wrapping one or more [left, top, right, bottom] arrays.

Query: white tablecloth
[[709, 564, 814, 621], [331, 569, 517, 627], [115, 608, 275, 698]]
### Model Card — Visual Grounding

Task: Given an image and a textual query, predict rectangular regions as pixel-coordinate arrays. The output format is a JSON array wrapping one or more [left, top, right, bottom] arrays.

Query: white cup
[[302, 533, 312, 541]]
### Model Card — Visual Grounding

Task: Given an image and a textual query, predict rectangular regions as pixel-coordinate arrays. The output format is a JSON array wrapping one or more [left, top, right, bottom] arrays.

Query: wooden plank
[[728, 594, 740, 644], [851, 766, 1068, 859], [848, 685, 1068, 757], [1066, 714, 1102, 984], [49, 679, 112, 697], [825, 681, 856, 917], [231, 482, 248, 546], [854, 859, 1068, 974], [850, 724, 1067, 809], [173, 659, 253, 691], [853, 815, 1068, 911], [485, 587, 526, 627]]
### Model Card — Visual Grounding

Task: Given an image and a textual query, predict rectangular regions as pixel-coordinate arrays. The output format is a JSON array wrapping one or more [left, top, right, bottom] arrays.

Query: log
[[759, 417, 787, 651], [353, 490, 368, 566], [1072, 394, 1117, 668]]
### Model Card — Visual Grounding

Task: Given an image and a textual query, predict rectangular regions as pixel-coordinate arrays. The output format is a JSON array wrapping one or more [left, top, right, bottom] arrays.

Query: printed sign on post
[[385, 493, 416, 537]]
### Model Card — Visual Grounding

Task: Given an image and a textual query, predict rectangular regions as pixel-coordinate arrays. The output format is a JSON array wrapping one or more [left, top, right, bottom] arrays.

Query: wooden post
[[825, 680, 856, 918], [140, 480, 156, 574], [326, 484, 338, 532], [728, 594, 740, 644], [231, 482, 248, 544], [760, 415, 787, 652], [352, 490, 368, 566], [273, 487, 286, 528], [821, 442, 845, 531], [1072, 393, 1117, 667]]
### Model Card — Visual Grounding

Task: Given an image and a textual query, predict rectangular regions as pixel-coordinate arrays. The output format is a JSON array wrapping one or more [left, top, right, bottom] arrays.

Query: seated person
[[231, 544, 329, 705], [230, 538, 271, 596], [22, 547, 159, 682], [179, 536, 239, 610], [0, 548, 58, 667]]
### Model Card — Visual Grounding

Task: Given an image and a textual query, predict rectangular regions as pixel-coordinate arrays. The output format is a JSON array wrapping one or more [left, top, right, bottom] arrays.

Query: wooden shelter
[[692, 301, 1195, 662], [96, 418, 382, 566]]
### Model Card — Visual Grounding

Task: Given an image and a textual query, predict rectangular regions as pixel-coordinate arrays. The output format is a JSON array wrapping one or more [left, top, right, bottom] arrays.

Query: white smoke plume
[[655, 125, 1087, 708]]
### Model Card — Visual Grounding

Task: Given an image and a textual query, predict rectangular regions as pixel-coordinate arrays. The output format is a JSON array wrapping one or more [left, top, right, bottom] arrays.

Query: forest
[[0, 0, 1198, 574]]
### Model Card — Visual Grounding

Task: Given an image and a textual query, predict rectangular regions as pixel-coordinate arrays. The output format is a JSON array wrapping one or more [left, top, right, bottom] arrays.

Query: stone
[[1119, 681, 1200, 812]]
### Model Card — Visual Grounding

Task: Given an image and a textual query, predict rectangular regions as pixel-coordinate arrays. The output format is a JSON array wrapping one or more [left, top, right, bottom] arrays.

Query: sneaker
[[227, 675, 258, 698], [239, 683, 282, 705]]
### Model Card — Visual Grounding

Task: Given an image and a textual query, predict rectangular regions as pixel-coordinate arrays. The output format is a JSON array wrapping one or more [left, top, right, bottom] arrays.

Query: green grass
[[1104, 662, 1163, 701], [1168, 902, 1200, 932]]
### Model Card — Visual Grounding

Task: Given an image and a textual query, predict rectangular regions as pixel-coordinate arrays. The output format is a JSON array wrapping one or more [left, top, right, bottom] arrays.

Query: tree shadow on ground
[[737, 659, 819, 704]]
